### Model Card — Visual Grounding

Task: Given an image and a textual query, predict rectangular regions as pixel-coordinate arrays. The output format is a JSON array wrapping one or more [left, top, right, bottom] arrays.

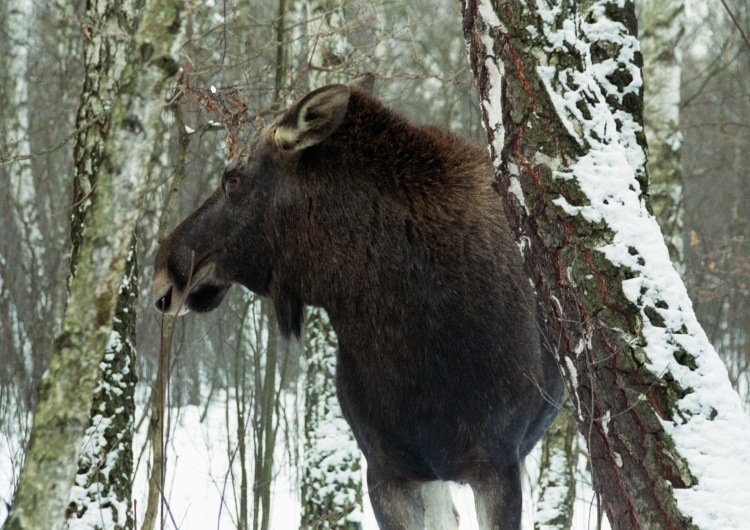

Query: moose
[[153, 75, 564, 529]]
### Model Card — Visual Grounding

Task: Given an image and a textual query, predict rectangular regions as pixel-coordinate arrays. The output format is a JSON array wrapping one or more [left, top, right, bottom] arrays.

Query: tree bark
[[3, 0, 184, 527], [462, 0, 750, 528]]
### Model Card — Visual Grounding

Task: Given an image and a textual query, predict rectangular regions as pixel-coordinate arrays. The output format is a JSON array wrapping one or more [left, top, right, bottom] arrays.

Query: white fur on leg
[[422, 481, 460, 530]]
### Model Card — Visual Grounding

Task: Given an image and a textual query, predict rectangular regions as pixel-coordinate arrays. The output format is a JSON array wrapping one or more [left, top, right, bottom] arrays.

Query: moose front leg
[[367, 467, 461, 530], [422, 481, 460, 530], [470, 462, 523, 530], [367, 467, 425, 530]]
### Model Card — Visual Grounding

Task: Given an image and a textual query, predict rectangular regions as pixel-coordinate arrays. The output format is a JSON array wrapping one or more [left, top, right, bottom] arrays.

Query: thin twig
[[152, 251, 195, 530], [0, 117, 98, 167], [720, 0, 750, 51]]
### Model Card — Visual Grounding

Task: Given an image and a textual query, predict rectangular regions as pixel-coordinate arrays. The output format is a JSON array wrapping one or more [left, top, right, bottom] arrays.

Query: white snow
[[473, 0, 507, 174], [126, 393, 605, 529], [130, 391, 299, 530]]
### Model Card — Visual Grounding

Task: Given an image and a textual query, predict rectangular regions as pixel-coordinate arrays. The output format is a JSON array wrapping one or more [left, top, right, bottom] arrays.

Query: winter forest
[[1, 0, 750, 528]]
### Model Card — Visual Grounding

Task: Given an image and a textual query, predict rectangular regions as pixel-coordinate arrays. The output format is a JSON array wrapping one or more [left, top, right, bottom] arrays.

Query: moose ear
[[274, 84, 351, 151], [348, 73, 376, 94]]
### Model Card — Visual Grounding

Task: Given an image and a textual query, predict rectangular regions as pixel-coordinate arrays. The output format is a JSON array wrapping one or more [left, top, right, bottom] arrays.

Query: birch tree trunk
[[0, 0, 37, 509], [3, 0, 184, 527], [640, 0, 686, 273], [462, 0, 750, 528]]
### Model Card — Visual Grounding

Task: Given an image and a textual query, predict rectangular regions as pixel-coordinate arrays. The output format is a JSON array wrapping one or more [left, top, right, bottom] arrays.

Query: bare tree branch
[[719, 0, 750, 51]]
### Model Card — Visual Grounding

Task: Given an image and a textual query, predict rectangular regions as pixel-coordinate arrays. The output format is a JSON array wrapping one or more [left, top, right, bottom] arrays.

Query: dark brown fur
[[153, 79, 563, 529]]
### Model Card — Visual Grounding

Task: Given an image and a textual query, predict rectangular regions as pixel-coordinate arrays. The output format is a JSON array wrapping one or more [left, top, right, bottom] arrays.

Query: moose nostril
[[155, 286, 173, 313]]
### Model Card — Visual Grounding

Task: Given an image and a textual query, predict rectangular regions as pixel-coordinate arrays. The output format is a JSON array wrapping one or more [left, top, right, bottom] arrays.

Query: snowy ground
[[126, 397, 605, 530], [1, 394, 606, 529]]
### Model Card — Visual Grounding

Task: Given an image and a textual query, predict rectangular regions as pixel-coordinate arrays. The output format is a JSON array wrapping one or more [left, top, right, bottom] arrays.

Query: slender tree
[[253, 301, 280, 530], [301, 309, 363, 529], [298, 5, 364, 527], [463, 0, 750, 528], [640, 0, 686, 273], [3, 0, 185, 527], [65, 238, 138, 529]]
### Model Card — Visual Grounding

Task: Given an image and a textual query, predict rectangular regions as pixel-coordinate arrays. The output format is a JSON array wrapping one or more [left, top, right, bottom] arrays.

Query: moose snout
[[154, 284, 173, 313], [152, 269, 183, 315]]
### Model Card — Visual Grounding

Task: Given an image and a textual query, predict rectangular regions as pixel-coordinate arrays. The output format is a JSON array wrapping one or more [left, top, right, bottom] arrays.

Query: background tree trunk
[[252, 300, 280, 530], [3, 0, 184, 527], [300, 309, 363, 529], [0, 0, 37, 509], [65, 237, 138, 529], [298, 5, 364, 528], [533, 412, 579, 530], [462, 0, 750, 528], [640, 0, 686, 273]]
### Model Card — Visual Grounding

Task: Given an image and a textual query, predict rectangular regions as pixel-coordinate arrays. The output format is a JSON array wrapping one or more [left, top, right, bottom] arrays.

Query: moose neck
[[269, 87, 513, 357]]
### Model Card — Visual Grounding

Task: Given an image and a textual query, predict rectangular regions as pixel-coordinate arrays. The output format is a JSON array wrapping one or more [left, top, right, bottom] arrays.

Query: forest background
[[0, 0, 749, 528]]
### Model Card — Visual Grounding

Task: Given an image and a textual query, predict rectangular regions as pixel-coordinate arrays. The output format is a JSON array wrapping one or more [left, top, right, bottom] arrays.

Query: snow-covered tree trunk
[[65, 238, 137, 529], [299, 8, 363, 528], [533, 412, 578, 530], [301, 309, 363, 530], [462, 0, 750, 528], [640, 0, 685, 273], [4, 0, 185, 528]]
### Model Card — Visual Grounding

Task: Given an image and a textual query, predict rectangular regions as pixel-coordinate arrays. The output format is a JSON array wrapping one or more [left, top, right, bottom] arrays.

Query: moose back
[[153, 76, 563, 529]]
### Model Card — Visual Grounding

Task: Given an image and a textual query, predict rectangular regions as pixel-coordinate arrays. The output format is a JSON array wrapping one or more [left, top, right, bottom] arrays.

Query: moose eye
[[225, 176, 240, 193]]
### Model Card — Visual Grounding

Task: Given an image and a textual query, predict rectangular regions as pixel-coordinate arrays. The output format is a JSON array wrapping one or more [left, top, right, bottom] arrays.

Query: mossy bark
[[4, 0, 184, 528]]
